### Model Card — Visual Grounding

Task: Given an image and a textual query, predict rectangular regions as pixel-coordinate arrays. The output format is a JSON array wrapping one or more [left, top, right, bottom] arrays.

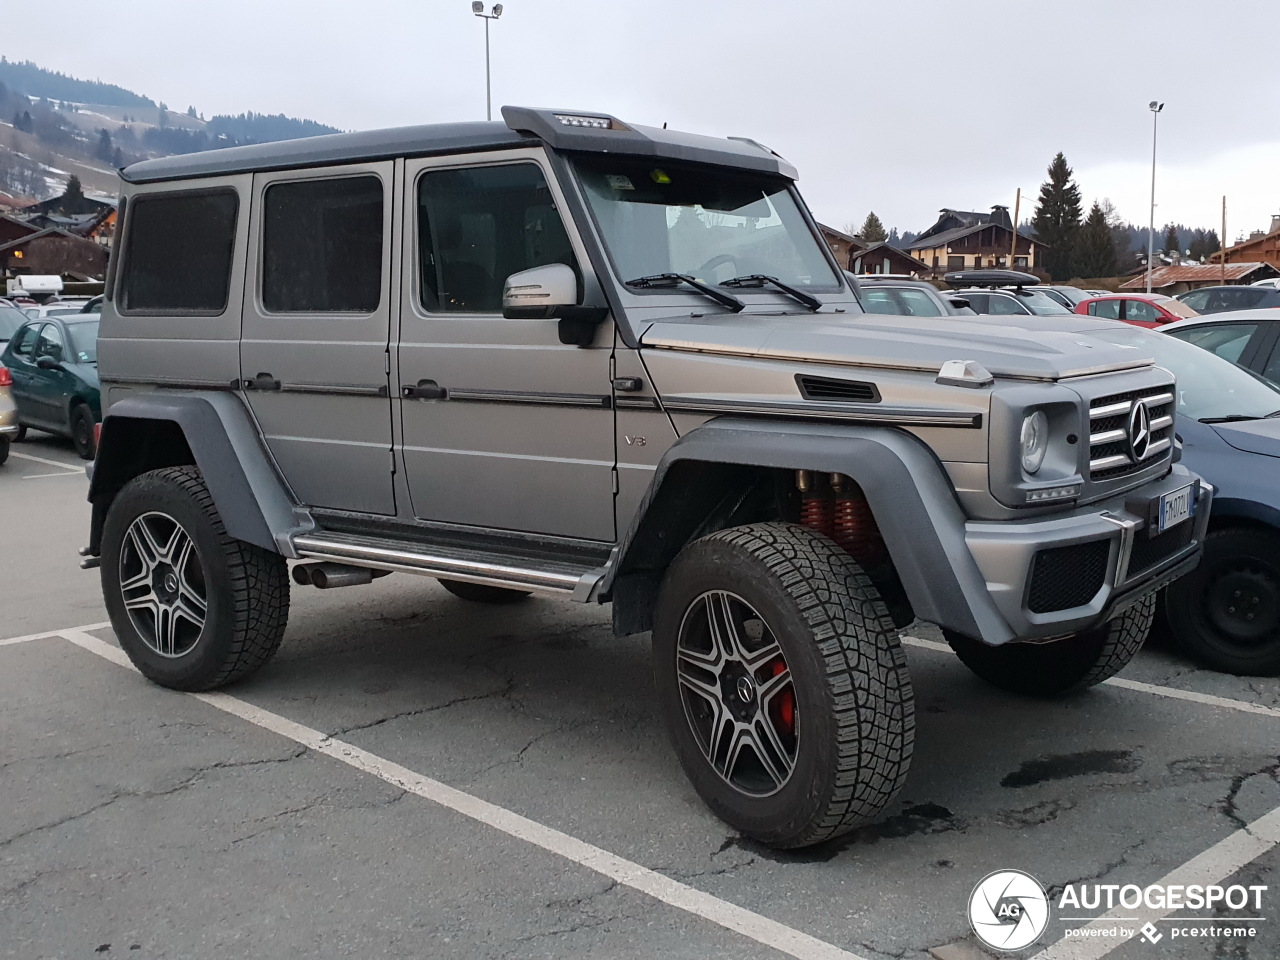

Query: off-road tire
[[653, 522, 914, 849], [437, 579, 532, 604], [1163, 528, 1280, 676], [70, 403, 95, 460], [102, 465, 290, 691], [13, 424, 25, 442], [944, 592, 1156, 697]]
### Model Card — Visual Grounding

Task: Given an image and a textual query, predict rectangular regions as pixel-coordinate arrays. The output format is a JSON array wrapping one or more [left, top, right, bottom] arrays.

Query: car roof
[[1080, 292, 1170, 302], [1160, 309, 1280, 333], [121, 106, 796, 184]]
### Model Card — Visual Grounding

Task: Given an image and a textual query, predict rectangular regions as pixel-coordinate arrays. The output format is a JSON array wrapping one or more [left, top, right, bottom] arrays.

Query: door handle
[[244, 372, 281, 391], [402, 379, 446, 400]]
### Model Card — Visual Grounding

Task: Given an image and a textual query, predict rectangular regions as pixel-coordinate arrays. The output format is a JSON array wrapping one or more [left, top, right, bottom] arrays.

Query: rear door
[[240, 163, 397, 515]]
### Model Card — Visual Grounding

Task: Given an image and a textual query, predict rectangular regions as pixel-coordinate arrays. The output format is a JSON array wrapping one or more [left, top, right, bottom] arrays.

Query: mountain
[[0, 59, 341, 203]]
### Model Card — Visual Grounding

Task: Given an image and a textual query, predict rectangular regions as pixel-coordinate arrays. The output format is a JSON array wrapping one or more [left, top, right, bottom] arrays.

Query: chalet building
[[0, 228, 109, 282], [904, 206, 1040, 277], [1210, 214, 1280, 271], [1118, 262, 1279, 295], [850, 241, 928, 276], [817, 224, 927, 276], [0, 215, 40, 246]]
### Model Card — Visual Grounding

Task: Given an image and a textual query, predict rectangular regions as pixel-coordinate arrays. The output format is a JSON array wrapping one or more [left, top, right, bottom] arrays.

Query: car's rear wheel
[[653, 522, 914, 849], [70, 403, 95, 460], [437, 579, 532, 604], [944, 593, 1155, 696], [1163, 527, 1280, 675], [102, 465, 290, 691]]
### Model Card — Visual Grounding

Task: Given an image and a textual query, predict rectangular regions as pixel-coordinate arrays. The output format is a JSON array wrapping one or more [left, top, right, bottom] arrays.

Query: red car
[[1073, 293, 1199, 328]]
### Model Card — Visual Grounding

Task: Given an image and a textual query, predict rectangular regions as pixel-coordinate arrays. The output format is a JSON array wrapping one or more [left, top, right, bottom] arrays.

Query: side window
[[1179, 290, 1209, 312], [35, 323, 63, 361], [895, 289, 943, 317], [1169, 323, 1258, 364], [262, 176, 384, 313], [964, 293, 988, 313], [1090, 299, 1122, 319], [1262, 345, 1280, 385], [1126, 300, 1159, 323], [988, 294, 1028, 316], [860, 290, 900, 316], [417, 163, 578, 314], [120, 191, 238, 313], [12, 323, 40, 357]]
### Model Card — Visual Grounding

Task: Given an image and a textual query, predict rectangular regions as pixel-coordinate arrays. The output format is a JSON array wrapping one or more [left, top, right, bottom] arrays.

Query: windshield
[[574, 156, 839, 295], [65, 319, 99, 363], [1090, 325, 1280, 421]]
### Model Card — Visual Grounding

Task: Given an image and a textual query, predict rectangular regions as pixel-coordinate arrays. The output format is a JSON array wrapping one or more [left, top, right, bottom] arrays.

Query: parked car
[[1086, 323, 1280, 675], [1, 316, 101, 458], [0, 363, 16, 465], [1162, 309, 1280, 387], [80, 295, 104, 314], [845, 272, 974, 317], [1176, 285, 1280, 314], [21, 303, 86, 320], [943, 269, 1073, 317], [82, 106, 1207, 850], [1250, 278, 1280, 290], [1074, 293, 1199, 328]]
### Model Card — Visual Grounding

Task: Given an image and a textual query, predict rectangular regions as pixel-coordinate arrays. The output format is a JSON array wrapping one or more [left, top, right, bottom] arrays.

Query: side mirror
[[502, 263, 609, 347], [36, 355, 61, 370]]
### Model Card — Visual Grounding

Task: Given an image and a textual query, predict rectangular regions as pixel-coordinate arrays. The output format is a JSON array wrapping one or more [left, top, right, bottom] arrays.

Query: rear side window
[[120, 191, 239, 313], [262, 176, 384, 313], [1089, 299, 1121, 320]]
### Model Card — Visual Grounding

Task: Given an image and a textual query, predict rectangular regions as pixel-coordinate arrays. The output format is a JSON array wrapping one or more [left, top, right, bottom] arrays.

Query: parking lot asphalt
[[2, 432, 1278, 960]]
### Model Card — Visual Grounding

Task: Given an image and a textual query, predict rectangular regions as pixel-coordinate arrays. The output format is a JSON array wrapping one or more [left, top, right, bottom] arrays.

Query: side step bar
[[292, 531, 607, 601]]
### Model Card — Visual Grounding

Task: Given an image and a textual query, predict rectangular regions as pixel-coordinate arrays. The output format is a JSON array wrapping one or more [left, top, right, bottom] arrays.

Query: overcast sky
[[16, 0, 1280, 239]]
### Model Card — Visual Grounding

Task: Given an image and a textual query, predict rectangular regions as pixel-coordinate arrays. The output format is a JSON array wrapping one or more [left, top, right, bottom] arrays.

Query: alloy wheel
[[118, 511, 208, 658], [675, 590, 798, 797]]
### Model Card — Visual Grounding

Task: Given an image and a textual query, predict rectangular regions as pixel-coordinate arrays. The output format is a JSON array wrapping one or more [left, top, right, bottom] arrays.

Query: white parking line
[[0, 621, 111, 647], [57, 629, 868, 960], [8, 451, 82, 473], [900, 635, 1280, 720], [1032, 805, 1280, 960], [22, 470, 86, 479]]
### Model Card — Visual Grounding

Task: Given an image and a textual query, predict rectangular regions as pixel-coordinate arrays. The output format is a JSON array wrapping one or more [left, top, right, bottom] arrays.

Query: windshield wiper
[[625, 273, 744, 312], [720, 274, 822, 311], [1199, 414, 1264, 424]]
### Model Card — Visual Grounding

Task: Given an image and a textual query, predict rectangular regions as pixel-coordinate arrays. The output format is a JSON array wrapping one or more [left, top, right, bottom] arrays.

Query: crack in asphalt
[[1219, 756, 1280, 831], [1044, 838, 1148, 898], [0, 744, 107, 771], [328, 678, 516, 737]]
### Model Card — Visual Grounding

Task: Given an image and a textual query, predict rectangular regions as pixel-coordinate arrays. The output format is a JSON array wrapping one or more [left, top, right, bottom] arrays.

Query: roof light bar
[[554, 114, 612, 129]]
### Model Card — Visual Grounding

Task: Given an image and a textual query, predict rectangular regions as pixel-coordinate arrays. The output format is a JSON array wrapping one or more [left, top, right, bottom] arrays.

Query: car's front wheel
[[1163, 527, 1280, 676], [70, 403, 95, 460], [944, 593, 1155, 696], [653, 522, 914, 849], [102, 465, 290, 690]]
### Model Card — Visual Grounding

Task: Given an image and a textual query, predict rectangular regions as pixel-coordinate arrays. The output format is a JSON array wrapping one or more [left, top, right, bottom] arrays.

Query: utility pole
[[471, 3, 504, 121], [1146, 100, 1164, 294]]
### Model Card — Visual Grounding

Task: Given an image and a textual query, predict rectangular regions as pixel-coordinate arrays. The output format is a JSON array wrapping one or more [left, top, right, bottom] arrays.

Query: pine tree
[[60, 174, 87, 213], [1031, 152, 1083, 280], [1204, 230, 1221, 256], [858, 211, 888, 242], [1074, 202, 1118, 278], [1163, 224, 1180, 256], [95, 128, 114, 163]]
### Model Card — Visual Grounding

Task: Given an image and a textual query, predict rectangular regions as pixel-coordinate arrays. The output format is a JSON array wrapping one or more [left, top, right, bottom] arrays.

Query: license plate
[[1157, 484, 1195, 534]]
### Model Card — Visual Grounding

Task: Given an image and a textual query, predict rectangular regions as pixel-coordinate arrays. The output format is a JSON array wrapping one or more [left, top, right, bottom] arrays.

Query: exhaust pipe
[[292, 562, 377, 589]]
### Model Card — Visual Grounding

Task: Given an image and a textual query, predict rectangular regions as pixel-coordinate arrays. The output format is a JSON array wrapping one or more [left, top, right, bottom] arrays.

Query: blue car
[[1078, 323, 1280, 675]]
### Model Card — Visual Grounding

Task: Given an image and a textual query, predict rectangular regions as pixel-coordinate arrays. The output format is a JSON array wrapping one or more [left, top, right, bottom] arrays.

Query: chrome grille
[[1088, 386, 1175, 481]]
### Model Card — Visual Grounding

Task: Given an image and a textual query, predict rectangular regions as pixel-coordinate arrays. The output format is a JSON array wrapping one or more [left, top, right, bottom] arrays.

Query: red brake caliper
[[770, 659, 795, 736]]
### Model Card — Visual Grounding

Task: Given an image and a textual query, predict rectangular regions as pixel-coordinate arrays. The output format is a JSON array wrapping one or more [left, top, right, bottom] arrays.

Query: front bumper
[[964, 465, 1211, 642]]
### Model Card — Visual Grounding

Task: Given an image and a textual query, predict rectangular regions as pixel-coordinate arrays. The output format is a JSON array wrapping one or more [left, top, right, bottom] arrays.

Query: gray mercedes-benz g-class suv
[[86, 107, 1211, 849]]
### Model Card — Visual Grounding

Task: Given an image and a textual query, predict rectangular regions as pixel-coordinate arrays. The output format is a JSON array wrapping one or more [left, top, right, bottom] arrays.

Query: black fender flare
[[88, 392, 308, 556], [612, 418, 1010, 644]]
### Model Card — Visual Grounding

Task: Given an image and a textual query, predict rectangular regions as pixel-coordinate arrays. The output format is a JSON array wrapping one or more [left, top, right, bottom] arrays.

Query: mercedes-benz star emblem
[[735, 676, 755, 703], [1127, 402, 1151, 462]]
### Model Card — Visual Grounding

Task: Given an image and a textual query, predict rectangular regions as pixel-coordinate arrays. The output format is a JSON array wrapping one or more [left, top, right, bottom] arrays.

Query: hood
[[1211, 418, 1280, 459], [638, 313, 1153, 381]]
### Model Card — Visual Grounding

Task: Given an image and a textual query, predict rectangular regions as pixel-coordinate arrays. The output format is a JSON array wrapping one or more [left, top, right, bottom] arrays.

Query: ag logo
[[968, 869, 1050, 952]]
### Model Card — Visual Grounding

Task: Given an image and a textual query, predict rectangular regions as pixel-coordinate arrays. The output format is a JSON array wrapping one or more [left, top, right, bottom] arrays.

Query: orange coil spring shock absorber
[[800, 496, 836, 541], [833, 496, 887, 566]]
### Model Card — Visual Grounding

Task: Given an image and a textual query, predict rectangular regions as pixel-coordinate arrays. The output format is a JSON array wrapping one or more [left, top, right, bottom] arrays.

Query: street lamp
[[1146, 100, 1164, 294], [472, 2, 504, 122]]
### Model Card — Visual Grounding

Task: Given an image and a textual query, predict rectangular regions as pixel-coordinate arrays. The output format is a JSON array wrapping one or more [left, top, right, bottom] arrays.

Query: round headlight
[[1020, 411, 1048, 474]]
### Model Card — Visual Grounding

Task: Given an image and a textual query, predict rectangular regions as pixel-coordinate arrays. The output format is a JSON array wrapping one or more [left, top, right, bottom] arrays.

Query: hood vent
[[796, 375, 881, 403]]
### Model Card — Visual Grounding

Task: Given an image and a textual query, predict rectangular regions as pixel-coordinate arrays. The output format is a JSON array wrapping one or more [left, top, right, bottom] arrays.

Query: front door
[[240, 162, 396, 515], [396, 152, 616, 542]]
